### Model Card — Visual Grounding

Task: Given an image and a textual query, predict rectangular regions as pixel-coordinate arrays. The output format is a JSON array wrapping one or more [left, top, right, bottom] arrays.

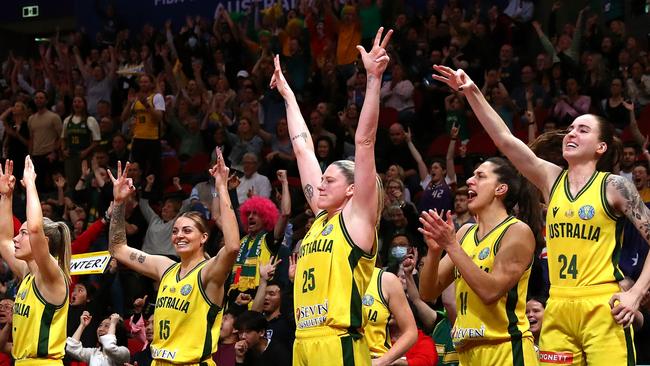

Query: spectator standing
[[28, 90, 63, 191], [0, 101, 30, 180], [61, 96, 101, 186], [235, 153, 272, 204]]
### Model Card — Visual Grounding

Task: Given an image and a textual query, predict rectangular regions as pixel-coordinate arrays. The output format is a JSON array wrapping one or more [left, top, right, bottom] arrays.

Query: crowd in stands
[[0, 0, 649, 364]]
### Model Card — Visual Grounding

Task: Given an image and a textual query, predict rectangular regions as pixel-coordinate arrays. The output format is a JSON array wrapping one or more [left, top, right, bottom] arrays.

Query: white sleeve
[[99, 334, 131, 364], [86, 116, 102, 141], [153, 93, 166, 111], [61, 117, 70, 138], [65, 337, 96, 362], [257, 175, 272, 198]]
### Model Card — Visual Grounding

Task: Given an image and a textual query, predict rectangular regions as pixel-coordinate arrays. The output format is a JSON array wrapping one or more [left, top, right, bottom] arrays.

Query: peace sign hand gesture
[[356, 27, 393, 78]]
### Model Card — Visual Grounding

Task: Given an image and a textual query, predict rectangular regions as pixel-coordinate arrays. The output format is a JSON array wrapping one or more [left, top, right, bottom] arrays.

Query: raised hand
[[80, 311, 92, 327], [81, 159, 91, 178], [288, 253, 298, 283], [418, 209, 456, 251], [260, 256, 282, 281], [450, 123, 459, 139], [432, 65, 474, 92], [21, 156, 36, 187], [269, 55, 293, 98], [0, 160, 16, 196], [106, 161, 136, 204], [54, 175, 66, 189], [133, 294, 148, 313], [276, 169, 288, 184], [405, 127, 413, 143], [109, 313, 121, 325], [356, 27, 393, 78], [209, 147, 230, 188], [145, 174, 155, 186], [227, 174, 240, 190]]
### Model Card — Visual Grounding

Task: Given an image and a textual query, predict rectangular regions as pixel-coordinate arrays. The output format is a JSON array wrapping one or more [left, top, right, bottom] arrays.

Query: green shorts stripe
[[341, 335, 355, 366]]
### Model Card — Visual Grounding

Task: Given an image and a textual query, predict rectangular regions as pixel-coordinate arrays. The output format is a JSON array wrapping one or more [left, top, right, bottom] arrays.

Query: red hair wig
[[239, 196, 280, 233]]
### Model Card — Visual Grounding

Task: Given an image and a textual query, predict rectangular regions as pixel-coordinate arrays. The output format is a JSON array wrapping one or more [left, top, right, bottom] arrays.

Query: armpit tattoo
[[304, 184, 314, 201], [291, 132, 308, 143], [609, 175, 650, 241]]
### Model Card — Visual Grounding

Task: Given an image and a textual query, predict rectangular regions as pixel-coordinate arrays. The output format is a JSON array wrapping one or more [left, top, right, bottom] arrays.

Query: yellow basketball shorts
[[293, 327, 371, 366], [457, 337, 538, 366], [539, 283, 635, 366]]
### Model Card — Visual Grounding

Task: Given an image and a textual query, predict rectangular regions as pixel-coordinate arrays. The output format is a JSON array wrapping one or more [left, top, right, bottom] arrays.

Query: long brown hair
[[529, 115, 621, 172], [42, 218, 72, 281]]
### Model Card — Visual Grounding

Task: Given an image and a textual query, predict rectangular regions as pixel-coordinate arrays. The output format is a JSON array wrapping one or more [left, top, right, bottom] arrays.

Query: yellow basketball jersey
[[132, 95, 160, 140], [294, 211, 376, 337], [229, 232, 272, 293], [152, 261, 223, 364], [546, 170, 624, 287], [363, 268, 392, 358], [12, 273, 68, 362], [452, 216, 533, 350]]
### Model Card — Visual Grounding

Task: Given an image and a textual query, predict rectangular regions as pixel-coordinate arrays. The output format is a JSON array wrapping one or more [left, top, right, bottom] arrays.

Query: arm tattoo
[[608, 175, 650, 242], [291, 132, 308, 143], [304, 184, 314, 201], [109, 202, 127, 256]]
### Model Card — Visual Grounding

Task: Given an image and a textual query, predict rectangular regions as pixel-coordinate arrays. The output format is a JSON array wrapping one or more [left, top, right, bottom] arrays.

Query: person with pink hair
[[214, 170, 291, 309]]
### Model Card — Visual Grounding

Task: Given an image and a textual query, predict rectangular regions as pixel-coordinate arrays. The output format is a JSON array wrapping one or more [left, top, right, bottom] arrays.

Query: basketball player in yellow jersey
[[0, 157, 72, 365], [363, 267, 417, 365], [432, 65, 650, 365], [106, 150, 240, 366], [419, 157, 543, 365], [120, 73, 164, 182], [270, 27, 392, 366]]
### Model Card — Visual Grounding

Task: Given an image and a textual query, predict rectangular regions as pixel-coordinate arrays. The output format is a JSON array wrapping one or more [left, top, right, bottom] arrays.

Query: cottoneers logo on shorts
[[539, 351, 573, 364]]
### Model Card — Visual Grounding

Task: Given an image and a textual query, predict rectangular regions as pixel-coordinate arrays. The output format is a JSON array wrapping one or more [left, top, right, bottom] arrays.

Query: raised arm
[[274, 170, 291, 239], [201, 149, 241, 304], [346, 27, 393, 250], [405, 127, 429, 183], [432, 65, 562, 199], [606, 174, 650, 327], [270, 55, 322, 214], [107, 162, 175, 280], [0, 160, 27, 278], [23, 157, 67, 298], [446, 124, 459, 184]]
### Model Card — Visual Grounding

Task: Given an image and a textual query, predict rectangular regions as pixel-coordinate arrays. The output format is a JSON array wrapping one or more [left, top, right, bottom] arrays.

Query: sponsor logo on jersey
[[578, 205, 595, 220], [538, 351, 573, 364], [552, 207, 559, 217], [451, 324, 486, 346], [296, 300, 329, 329], [151, 347, 177, 360], [565, 209, 574, 218]]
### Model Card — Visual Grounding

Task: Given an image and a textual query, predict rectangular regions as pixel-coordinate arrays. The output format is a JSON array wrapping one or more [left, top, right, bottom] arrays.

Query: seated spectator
[[129, 314, 154, 366], [66, 312, 130, 366], [229, 116, 264, 170], [552, 78, 591, 126], [381, 63, 415, 124], [214, 308, 238, 366], [235, 153, 272, 204], [234, 311, 291, 366], [315, 135, 336, 172], [626, 61, 650, 108], [251, 260, 295, 355]]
